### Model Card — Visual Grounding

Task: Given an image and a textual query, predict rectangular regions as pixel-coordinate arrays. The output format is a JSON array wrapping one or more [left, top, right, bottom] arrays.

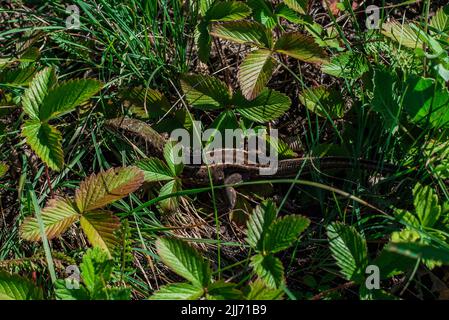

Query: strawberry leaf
[[238, 49, 275, 100], [20, 197, 80, 241], [211, 21, 273, 48], [22, 67, 56, 119], [75, 166, 144, 212], [80, 211, 121, 258], [39, 79, 102, 121], [156, 237, 211, 287], [274, 32, 328, 64], [21, 120, 64, 171]]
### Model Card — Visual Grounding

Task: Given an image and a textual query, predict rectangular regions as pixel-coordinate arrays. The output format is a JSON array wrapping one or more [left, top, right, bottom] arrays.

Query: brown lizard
[[105, 117, 404, 183], [105, 117, 403, 182]]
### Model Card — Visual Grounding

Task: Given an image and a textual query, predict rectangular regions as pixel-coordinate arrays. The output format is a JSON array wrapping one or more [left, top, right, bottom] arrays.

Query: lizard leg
[[224, 173, 243, 211]]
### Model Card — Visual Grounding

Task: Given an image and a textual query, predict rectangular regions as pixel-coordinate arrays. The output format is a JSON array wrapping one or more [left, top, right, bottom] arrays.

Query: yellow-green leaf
[[0, 162, 9, 179], [238, 49, 275, 100], [159, 179, 182, 212], [283, 0, 308, 14], [39, 79, 102, 121], [20, 197, 80, 241], [430, 5, 449, 38], [180, 74, 231, 109], [382, 21, 422, 49], [122, 87, 170, 120], [234, 89, 291, 123], [274, 32, 328, 64], [75, 166, 144, 212], [21, 120, 64, 171], [137, 158, 175, 182], [211, 21, 272, 48], [22, 67, 56, 119], [205, 1, 252, 21], [156, 237, 211, 287], [0, 272, 43, 300], [80, 211, 121, 258], [298, 86, 346, 119]]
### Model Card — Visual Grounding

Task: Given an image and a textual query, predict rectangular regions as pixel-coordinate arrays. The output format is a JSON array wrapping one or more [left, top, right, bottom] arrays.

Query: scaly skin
[[106, 117, 404, 186]]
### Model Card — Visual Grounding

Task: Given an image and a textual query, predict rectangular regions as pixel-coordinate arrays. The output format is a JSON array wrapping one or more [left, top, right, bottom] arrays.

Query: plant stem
[[45, 164, 54, 199], [29, 185, 57, 284]]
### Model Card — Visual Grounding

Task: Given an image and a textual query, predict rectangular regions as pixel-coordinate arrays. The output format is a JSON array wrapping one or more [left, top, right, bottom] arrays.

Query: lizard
[[105, 117, 406, 208]]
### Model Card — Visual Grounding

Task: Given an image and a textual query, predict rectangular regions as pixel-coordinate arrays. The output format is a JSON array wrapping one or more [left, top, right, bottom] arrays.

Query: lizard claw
[[224, 173, 243, 211]]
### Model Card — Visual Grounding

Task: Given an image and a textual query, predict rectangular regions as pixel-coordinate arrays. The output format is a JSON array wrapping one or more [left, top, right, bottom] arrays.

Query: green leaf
[[80, 211, 121, 258], [275, 3, 307, 24], [266, 135, 297, 158], [22, 67, 56, 119], [250, 253, 284, 288], [75, 166, 144, 212], [80, 247, 113, 296], [206, 281, 242, 300], [105, 117, 166, 156], [244, 279, 284, 300], [386, 242, 449, 264], [54, 280, 90, 300], [20, 197, 80, 241], [18, 47, 40, 63], [274, 33, 328, 64], [159, 179, 182, 212], [238, 49, 275, 100], [150, 283, 204, 300], [197, 22, 212, 63], [327, 222, 368, 283], [321, 52, 369, 79], [0, 66, 37, 86], [403, 76, 449, 129], [122, 87, 170, 120], [298, 86, 346, 119], [164, 141, 184, 177], [263, 215, 310, 253], [105, 287, 131, 300], [137, 158, 175, 182], [39, 79, 102, 121], [211, 21, 273, 48], [199, 0, 214, 16], [393, 209, 420, 228], [371, 68, 401, 131], [0, 272, 43, 300], [413, 183, 441, 228], [373, 246, 416, 279], [247, 0, 277, 29], [206, 1, 252, 21], [381, 21, 422, 49], [359, 286, 399, 300], [209, 110, 239, 134], [283, 0, 308, 14], [430, 5, 449, 38], [0, 162, 9, 179], [181, 74, 231, 109], [246, 200, 277, 251], [156, 237, 211, 287], [234, 89, 291, 123], [22, 120, 64, 171]]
